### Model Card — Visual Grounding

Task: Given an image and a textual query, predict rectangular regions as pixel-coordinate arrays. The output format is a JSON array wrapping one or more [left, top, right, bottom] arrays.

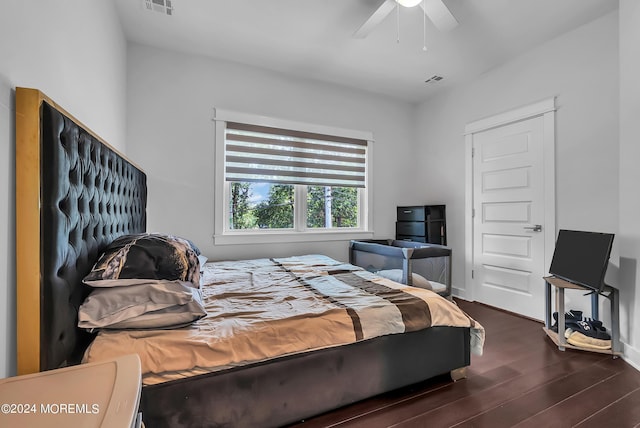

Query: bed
[[15, 87, 484, 427]]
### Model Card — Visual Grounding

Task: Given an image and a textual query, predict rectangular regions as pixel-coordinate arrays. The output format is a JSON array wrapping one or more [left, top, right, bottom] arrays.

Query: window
[[214, 110, 374, 244]]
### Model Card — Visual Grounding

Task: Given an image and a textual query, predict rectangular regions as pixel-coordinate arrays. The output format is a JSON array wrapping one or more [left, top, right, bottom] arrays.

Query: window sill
[[213, 230, 375, 246]]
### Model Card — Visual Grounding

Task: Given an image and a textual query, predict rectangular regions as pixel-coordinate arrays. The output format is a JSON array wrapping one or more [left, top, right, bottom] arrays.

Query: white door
[[471, 113, 550, 320]]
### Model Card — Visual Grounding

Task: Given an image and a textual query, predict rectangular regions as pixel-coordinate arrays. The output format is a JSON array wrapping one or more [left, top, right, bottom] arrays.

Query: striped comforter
[[83, 255, 484, 385]]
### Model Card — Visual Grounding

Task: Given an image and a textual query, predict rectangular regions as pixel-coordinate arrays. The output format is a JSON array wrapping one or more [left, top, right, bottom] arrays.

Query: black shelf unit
[[396, 205, 447, 245]]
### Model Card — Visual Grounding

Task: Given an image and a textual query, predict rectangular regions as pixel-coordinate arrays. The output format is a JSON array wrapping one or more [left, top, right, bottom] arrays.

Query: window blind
[[225, 122, 367, 188]]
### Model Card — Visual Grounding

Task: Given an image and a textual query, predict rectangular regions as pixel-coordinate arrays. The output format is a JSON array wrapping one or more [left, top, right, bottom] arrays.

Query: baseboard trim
[[623, 341, 640, 371]]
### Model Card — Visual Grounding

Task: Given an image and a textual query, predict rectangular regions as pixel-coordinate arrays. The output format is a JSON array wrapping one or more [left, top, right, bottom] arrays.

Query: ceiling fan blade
[[353, 0, 397, 39], [420, 0, 458, 31]]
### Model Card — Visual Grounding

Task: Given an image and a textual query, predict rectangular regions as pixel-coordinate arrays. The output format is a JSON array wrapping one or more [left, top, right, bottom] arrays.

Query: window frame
[[213, 108, 374, 245]]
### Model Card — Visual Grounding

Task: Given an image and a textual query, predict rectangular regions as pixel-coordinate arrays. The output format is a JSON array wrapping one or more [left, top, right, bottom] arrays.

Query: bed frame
[[15, 87, 471, 427]]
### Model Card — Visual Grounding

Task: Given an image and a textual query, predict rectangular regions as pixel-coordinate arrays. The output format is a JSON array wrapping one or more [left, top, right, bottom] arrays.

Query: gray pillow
[[78, 281, 206, 331]]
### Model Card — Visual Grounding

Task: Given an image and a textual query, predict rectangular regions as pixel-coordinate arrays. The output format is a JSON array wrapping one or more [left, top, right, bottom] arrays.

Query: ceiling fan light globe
[[396, 0, 422, 7]]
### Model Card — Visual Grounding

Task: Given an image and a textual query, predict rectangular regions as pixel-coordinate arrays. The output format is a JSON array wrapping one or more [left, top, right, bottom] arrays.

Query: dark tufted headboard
[[16, 88, 147, 374]]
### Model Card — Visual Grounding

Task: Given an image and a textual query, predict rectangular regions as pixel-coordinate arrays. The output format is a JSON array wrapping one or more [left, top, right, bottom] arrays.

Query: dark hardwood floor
[[293, 299, 640, 428]]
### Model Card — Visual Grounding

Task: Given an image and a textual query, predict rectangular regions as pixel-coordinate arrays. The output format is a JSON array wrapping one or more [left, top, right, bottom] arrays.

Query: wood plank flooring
[[292, 299, 640, 428]]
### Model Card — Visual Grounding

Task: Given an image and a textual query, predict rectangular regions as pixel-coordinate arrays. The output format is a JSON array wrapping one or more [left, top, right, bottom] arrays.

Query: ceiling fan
[[353, 0, 458, 38]]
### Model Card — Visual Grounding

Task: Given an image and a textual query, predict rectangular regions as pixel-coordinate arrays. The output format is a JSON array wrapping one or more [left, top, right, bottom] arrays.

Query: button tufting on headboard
[[39, 102, 147, 370]]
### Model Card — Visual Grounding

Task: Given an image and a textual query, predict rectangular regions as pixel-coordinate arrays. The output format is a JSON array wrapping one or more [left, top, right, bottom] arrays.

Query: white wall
[[415, 11, 619, 298], [0, 0, 127, 150], [415, 11, 639, 361], [126, 43, 416, 262], [618, 0, 640, 369], [0, 78, 14, 379], [0, 0, 127, 378]]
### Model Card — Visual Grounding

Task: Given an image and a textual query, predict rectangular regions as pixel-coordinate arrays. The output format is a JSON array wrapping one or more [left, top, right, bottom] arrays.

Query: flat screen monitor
[[549, 229, 614, 292]]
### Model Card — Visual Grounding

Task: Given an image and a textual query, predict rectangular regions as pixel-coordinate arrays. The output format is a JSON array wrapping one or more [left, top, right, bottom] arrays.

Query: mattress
[[83, 255, 484, 385]]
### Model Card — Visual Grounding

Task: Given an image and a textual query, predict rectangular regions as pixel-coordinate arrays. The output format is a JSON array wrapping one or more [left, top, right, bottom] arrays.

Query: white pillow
[[375, 269, 433, 290]]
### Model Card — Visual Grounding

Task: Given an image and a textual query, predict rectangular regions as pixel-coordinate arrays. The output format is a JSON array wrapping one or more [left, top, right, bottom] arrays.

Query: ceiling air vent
[[425, 75, 443, 84], [143, 0, 174, 16]]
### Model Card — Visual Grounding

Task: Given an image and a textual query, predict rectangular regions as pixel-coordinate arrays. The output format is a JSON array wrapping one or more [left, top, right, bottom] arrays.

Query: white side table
[[0, 354, 142, 427]]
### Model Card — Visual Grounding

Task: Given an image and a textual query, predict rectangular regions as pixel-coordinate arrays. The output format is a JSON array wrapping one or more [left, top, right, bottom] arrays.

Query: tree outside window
[[229, 182, 358, 230]]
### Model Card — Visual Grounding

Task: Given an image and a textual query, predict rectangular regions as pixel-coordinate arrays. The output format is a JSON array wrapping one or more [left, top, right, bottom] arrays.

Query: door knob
[[523, 224, 542, 232]]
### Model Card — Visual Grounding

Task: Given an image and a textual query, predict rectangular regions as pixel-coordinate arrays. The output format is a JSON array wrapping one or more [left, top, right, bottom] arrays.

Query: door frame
[[463, 98, 556, 304]]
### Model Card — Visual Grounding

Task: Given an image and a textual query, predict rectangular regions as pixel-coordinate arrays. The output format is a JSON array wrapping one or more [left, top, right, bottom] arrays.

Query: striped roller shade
[[225, 122, 368, 188]]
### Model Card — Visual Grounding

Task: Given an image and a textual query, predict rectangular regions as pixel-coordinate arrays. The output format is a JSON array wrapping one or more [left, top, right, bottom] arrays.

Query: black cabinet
[[396, 205, 446, 245]]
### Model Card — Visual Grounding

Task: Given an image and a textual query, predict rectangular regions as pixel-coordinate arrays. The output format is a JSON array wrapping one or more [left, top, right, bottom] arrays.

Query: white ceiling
[[114, 0, 618, 103]]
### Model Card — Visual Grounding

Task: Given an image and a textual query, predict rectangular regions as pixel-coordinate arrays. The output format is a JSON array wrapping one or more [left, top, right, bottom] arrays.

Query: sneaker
[[585, 318, 611, 340], [567, 319, 611, 340], [550, 310, 583, 332]]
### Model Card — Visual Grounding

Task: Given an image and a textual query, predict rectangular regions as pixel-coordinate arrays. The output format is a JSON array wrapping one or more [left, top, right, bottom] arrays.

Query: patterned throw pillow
[[84, 233, 201, 288]]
